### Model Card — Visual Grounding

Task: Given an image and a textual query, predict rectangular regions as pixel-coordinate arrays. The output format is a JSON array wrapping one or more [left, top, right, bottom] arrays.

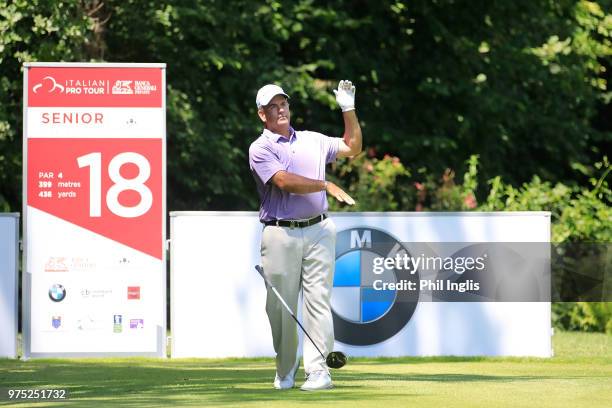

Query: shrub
[[328, 151, 413, 212], [553, 302, 612, 334]]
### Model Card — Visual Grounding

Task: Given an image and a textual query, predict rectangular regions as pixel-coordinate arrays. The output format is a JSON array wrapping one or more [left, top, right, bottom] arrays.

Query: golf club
[[254, 265, 347, 369]]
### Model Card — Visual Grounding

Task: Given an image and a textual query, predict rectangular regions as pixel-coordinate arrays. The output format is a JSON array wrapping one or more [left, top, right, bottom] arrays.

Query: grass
[[0, 331, 610, 407]]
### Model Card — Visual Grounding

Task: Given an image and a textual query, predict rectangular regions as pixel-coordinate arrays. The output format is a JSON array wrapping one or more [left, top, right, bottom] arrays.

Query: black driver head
[[326, 351, 347, 369]]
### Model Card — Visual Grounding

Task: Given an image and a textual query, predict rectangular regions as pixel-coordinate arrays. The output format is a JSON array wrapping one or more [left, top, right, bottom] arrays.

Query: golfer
[[249, 80, 362, 390]]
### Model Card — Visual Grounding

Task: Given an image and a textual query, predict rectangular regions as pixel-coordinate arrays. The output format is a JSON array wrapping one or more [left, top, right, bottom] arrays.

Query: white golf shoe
[[300, 370, 333, 391], [274, 360, 299, 390]]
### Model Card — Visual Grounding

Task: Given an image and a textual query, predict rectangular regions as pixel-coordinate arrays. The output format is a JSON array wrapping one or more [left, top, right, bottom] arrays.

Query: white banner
[[27, 107, 165, 139], [170, 212, 552, 358], [23, 63, 166, 358], [0, 213, 19, 358]]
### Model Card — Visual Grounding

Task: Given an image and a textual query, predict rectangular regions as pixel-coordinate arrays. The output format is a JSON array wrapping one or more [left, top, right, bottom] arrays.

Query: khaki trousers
[[261, 217, 336, 377]]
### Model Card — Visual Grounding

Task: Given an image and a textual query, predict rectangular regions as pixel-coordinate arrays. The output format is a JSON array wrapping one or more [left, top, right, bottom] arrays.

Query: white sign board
[[0, 213, 19, 358], [23, 63, 166, 358], [170, 212, 552, 358]]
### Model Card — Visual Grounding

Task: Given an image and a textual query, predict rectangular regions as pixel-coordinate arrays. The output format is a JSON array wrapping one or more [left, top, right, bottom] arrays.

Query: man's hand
[[326, 181, 355, 205], [333, 80, 355, 112]]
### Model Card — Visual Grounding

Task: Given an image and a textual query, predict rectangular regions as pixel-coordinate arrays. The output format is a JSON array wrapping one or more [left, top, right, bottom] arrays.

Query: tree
[[0, 0, 96, 211], [1, 0, 609, 212]]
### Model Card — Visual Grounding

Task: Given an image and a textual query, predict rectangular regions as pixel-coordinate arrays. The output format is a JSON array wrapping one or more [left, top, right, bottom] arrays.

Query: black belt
[[264, 214, 327, 228]]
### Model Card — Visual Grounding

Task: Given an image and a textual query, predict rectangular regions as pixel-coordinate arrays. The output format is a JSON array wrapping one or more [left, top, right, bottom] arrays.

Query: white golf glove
[[333, 80, 356, 112]]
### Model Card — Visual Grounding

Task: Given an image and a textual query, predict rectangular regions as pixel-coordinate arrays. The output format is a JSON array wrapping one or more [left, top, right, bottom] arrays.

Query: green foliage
[[425, 169, 467, 212], [571, 0, 612, 101], [331, 150, 610, 241], [328, 152, 413, 212], [328, 153, 481, 212], [480, 176, 572, 215], [555, 157, 612, 242], [96, 0, 612, 210], [426, 154, 480, 211], [0, 0, 95, 211], [481, 157, 611, 243], [102, 0, 344, 209], [0, 0, 610, 215], [553, 302, 612, 334]]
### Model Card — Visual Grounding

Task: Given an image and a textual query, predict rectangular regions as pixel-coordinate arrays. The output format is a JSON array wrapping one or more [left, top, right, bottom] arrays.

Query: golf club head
[[326, 351, 347, 369]]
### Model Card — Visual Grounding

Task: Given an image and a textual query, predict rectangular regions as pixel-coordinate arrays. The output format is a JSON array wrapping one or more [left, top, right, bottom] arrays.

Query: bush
[[331, 154, 611, 240], [329, 153, 481, 212], [328, 151, 413, 212], [420, 154, 480, 211], [553, 302, 612, 334], [481, 157, 611, 243]]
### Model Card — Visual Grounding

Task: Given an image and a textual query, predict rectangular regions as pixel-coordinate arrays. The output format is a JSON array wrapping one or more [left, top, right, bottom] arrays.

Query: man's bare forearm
[[271, 171, 326, 194], [342, 110, 362, 155]]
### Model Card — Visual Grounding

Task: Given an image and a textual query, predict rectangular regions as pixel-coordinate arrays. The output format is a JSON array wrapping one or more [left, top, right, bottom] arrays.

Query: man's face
[[258, 94, 290, 134]]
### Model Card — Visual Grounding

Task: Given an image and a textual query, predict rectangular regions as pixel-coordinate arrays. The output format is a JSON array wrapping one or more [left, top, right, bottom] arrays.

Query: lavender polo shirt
[[249, 127, 340, 222]]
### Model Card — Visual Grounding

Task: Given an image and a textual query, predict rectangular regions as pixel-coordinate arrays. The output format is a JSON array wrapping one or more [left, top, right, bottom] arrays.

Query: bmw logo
[[49, 284, 66, 302], [332, 228, 419, 345]]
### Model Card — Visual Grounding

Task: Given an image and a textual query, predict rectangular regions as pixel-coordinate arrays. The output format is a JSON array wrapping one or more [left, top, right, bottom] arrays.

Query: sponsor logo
[[44, 257, 96, 273], [134, 80, 157, 95], [129, 319, 144, 329], [49, 284, 67, 302], [127, 286, 141, 300], [32, 76, 65, 94], [44, 257, 68, 272], [51, 315, 62, 329], [111, 79, 157, 95], [34, 77, 107, 95], [76, 315, 104, 331], [69, 257, 96, 272], [81, 288, 112, 299], [332, 228, 419, 346], [113, 314, 123, 333], [112, 80, 133, 95], [63, 79, 107, 95]]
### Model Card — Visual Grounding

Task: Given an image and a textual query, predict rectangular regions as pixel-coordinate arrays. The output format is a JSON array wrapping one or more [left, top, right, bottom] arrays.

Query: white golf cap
[[256, 84, 289, 108]]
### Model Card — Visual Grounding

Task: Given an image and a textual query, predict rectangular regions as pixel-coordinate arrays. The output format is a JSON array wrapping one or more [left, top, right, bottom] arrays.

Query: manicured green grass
[[0, 331, 610, 407]]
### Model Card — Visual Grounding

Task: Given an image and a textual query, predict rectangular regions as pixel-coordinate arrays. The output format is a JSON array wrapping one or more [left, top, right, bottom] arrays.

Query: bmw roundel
[[49, 284, 66, 302], [331, 228, 419, 345]]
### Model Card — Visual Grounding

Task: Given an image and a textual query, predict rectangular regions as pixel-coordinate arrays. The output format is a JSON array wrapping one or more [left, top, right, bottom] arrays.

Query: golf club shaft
[[255, 265, 327, 361]]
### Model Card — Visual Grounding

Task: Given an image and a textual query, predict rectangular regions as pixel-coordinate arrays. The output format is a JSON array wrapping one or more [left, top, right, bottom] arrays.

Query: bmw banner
[[170, 212, 552, 358]]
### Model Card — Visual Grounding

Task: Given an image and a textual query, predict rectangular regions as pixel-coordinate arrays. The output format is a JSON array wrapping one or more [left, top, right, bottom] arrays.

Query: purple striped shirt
[[249, 127, 340, 221]]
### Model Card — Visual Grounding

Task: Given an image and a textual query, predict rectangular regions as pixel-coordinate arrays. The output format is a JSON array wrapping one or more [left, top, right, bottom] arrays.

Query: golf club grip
[[254, 265, 269, 284]]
